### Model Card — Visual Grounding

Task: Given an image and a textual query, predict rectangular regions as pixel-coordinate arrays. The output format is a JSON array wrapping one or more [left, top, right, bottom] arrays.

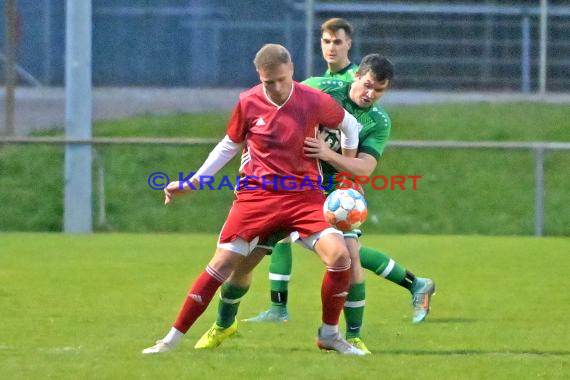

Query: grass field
[[0, 103, 569, 235], [1, 233, 568, 379]]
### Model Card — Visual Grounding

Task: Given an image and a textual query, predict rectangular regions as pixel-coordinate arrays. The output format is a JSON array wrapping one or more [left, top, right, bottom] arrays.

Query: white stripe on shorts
[[217, 237, 260, 257], [295, 227, 343, 252]]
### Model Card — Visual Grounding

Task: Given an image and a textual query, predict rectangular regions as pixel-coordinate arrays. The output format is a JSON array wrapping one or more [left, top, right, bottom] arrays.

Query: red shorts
[[218, 189, 330, 247]]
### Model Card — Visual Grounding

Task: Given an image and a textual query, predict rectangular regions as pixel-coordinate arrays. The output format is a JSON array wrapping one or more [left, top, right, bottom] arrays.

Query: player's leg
[[359, 246, 435, 323], [309, 230, 365, 355], [143, 190, 272, 354], [195, 247, 268, 349], [343, 236, 370, 354], [243, 241, 292, 322], [269, 242, 292, 312], [287, 190, 363, 354], [142, 247, 243, 354]]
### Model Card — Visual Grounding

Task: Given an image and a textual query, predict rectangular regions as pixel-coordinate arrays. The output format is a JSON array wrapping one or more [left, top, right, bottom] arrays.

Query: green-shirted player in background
[[320, 18, 358, 81], [195, 54, 434, 354]]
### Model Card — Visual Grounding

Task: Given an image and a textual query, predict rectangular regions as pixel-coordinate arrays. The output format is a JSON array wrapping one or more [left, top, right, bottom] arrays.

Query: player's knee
[[209, 248, 241, 278], [315, 233, 351, 267], [228, 270, 252, 288], [327, 245, 351, 268]]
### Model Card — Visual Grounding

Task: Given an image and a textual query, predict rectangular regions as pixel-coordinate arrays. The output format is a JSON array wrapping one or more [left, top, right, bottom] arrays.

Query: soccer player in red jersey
[[142, 44, 366, 355]]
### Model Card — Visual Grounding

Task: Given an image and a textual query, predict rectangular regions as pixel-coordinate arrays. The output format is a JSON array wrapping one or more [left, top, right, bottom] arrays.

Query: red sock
[[321, 266, 350, 325], [173, 268, 225, 333]]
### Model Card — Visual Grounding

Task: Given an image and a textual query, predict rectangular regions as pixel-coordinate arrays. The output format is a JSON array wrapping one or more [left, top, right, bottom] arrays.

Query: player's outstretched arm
[[163, 135, 241, 205], [164, 179, 199, 205]]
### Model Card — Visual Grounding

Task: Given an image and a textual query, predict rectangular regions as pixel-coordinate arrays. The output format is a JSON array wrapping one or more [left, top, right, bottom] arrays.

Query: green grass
[[388, 103, 570, 142], [0, 103, 569, 235], [0, 233, 569, 379]]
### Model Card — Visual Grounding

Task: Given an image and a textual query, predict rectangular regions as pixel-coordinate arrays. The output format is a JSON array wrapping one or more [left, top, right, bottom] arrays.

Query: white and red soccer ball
[[323, 189, 368, 231]]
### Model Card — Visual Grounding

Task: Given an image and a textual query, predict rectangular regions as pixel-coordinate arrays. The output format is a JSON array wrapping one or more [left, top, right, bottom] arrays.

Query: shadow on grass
[[375, 349, 570, 357], [423, 318, 477, 324]]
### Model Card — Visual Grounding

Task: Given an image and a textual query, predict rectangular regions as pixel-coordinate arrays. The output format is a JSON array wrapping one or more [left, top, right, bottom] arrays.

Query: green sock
[[268, 242, 293, 309], [344, 282, 366, 339], [216, 283, 249, 328], [359, 246, 416, 291]]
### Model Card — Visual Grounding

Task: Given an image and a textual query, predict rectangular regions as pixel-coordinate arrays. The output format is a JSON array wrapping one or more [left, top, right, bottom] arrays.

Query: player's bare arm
[[327, 151, 377, 177], [304, 138, 377, 177], [304, 136, 357, 160]]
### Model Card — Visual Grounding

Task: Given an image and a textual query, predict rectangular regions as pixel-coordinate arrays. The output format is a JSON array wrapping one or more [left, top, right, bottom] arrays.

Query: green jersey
[[302, 76, 391, 190], [324, 62, 359, 82]]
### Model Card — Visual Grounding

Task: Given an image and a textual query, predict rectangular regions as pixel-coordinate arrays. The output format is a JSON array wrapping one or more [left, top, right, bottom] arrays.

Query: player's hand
[[304, 137, 333, 160], [164, 181, 193, 205]]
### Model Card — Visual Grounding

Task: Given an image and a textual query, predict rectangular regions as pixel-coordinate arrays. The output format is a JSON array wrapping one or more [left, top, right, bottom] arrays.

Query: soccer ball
[[323, 189, 368, 231]]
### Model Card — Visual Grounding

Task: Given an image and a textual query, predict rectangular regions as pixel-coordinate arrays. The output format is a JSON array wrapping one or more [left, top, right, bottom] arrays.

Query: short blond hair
[[253, 44, 292, 70]]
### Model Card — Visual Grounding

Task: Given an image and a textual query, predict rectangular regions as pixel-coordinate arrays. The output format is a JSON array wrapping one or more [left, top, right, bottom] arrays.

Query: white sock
[[320, 323, 339, 337], [163, 327, 184, 347]]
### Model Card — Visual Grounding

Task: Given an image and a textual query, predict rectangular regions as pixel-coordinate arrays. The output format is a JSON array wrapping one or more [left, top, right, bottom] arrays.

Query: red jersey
[[226, 82, 345, 191]]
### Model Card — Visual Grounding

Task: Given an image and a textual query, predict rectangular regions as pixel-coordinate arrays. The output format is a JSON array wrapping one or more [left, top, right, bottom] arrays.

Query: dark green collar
[[327, 62, 357, 76]]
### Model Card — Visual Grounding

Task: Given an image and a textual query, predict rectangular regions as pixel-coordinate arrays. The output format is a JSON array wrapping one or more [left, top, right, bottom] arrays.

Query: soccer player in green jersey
[[196, 54, 434, 354], [320, 18, 359, 81]]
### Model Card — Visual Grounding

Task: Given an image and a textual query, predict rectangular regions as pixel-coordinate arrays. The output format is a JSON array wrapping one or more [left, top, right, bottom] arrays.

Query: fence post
[[189, 0, 216, 86], [4, 0, 18, 136], [43, 0, 52, 85], [94, 149, 107, 229], [538, 0, 548, 96], [521, 14, 531, 93], [304, 0, 315, 77], [284, 0, 293, 49], [534, 147, 545, 236], [64, 0, 92, 233]]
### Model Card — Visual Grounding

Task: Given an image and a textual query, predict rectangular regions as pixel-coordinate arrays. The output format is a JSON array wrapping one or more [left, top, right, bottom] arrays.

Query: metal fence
[[1, 136, 569, 236], [1, 1, 570, 91], [304, 1, 570, 92]]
